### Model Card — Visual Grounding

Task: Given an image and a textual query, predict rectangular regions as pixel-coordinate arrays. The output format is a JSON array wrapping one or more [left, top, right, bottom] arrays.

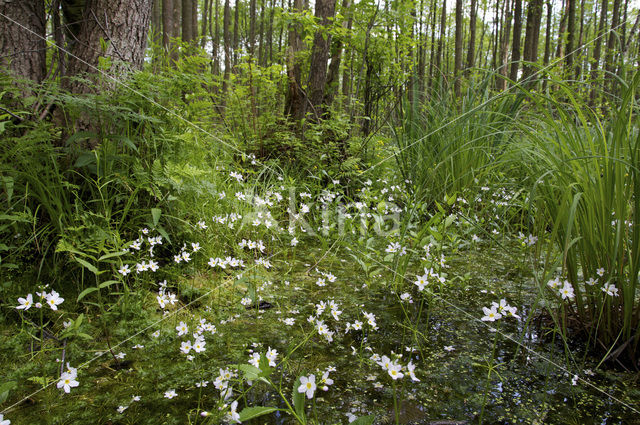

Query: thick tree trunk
[[222, 0, 231, 99], [497, 0, 512, 90], [522, 0, 543, 82], [182, 0, 193, 42], [605, 0, 621, 91], [509, 0, 522, 82], [65, 0, 152, 94], [0, 0, 47, 83], [453, 0, 463, 97], [543, 1, 552, 66]]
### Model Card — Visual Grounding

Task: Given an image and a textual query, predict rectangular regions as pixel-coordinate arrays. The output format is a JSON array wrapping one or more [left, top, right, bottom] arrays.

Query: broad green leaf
[[99, 280, 118, 289], [77, 287, 99, 302], [238, 406, 278, 421], [98, 251, 126, 261], [75, 257, 99, 274], [238, 364, 261, 381], [151, 208, 162, 227], [349, 415, 375, 425], [292, 376, 305, 422], [0, 381, 16, 404]]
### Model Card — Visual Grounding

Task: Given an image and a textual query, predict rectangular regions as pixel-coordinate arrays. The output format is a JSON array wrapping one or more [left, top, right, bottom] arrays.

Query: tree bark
[[182, 0, 193, 42], [65, 0, 152, 94], [509, 0, 522, 82], [435, 0, 446, 81], [324, 0, 351, 109], [522, 0, 543, 82], [284, 0, 305, 122], [162, 0, 173, 56], [453, 0, 463, 97], [465, 0, 477, 75], [605, 0, 621, 91], [589, 0, 607, 103], [0, 0, 47, 83], [564, 0, 576, 73]]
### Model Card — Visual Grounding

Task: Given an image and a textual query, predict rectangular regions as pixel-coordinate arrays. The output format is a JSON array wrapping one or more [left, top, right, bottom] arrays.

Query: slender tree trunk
[[222, 0, 231, 100], [428, 0, 437, 89], [564, 0, 576, 74], [522, 0, 543, 82], [233, 0, 239, 66], [453, 0, 463, 97], [306, 0, 336, 119], [324, 0, 351, 109], [152, 0, 162, 50], [435, 0, 446, 83], [589, 0, 607, 103], [605, 0, 621, 92], [249, 0, 256, 55], [0, 0, 47, 83], [543, 1, 552, 66], [497, 0, 512, 90], [268, 0, 275, 64], [284, 0, 305, 122], [201, 0, 209, 47], [465, 0, 478, 75], [192, 0, 198, 40], [509, 0, 522, 82], [556, 0, 568, 59]]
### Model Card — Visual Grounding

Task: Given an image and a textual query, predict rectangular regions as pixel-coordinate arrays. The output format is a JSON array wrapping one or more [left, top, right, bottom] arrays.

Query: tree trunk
[[192, 0, 198, 40], [435, 0, 446, 81], [453, 0, 463, 97], [564, 0, 576, 73], [555, 0, 568, 59], [201, 0, 209, 48], [233, 0, 239, 66], [497, 0, 512, 90], [323, 0, 351, 109], [305, 0, 335, 119], [182, 0, 193, 42], [589, 0, 607, 103], [0, 0, 47, 83], [522, 0, 543, 82], [222, 0, 231, 98], [605, 0, 621, 91], [65, 0, 152, 94], [465, 0, 477, 75], [509, 0, 522, 82], [162, 0, 173, 57], [284, 0, 305, 122]]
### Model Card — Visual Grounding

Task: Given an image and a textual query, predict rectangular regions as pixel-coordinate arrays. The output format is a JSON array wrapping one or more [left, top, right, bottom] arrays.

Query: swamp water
[[3, 243, 639, 425]]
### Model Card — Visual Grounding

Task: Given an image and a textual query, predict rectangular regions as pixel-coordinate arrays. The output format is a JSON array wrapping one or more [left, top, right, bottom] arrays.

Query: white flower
[[298, 375, 316, 399], [57, 372, 79, 393], [597, 268, 605, 277], [118, 264, 131, 276], [180, 340, 192, 354], [115, 352, 126, 359], [316, 278, 326, 287], [444, 345, 455, 352], [284, 317, 295, 326], [193, 339, 206, 353], [164, 389, 177, 399], [266, 347, 278, 366], [406, 361, 420, 382], [481, 305, 502, 322], [176, 321, 188, 336], [559, 283, 574, 300], [16, 294, 33, 310], [414, 274, 428, 291], [227, 400, 240, 423], [320, 371, 334, 391], [0, 414, 10, 425], [45, 290, 64, 311], [602, 283, 619, 297], [117, 405, 128, 413], [387, 363, 404, 380], [249, 352, 261, 368]]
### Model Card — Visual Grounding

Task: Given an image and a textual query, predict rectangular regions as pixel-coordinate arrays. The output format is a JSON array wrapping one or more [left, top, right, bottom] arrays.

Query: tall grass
[[522, 71, 640, 365], [393, 75, 524, 206]]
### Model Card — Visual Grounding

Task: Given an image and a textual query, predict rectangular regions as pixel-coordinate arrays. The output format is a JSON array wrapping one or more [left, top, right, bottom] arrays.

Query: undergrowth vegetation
[[1, 64, 640, 424]]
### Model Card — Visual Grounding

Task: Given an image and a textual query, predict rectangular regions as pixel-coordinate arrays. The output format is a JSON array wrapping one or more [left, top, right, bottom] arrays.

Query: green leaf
[[292, 376, 305, 421], [238, 406, 278, 421], [349, 415, 376, 425], [98, 251, 126, 261], [74, 257, 99, 274], [77, 287, 99, 302], [151, 208, 162, 227], [0, 381, 16, 404], [99, 280, 118, 289], [238, 364, 261, 381]]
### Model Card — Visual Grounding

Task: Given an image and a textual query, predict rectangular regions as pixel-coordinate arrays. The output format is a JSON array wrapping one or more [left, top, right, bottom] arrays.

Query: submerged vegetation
[[2, 0, 640, 424]]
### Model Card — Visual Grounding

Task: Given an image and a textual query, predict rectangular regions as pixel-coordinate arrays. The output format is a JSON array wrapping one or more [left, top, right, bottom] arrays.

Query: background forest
[[1, 0, 640, 424]]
